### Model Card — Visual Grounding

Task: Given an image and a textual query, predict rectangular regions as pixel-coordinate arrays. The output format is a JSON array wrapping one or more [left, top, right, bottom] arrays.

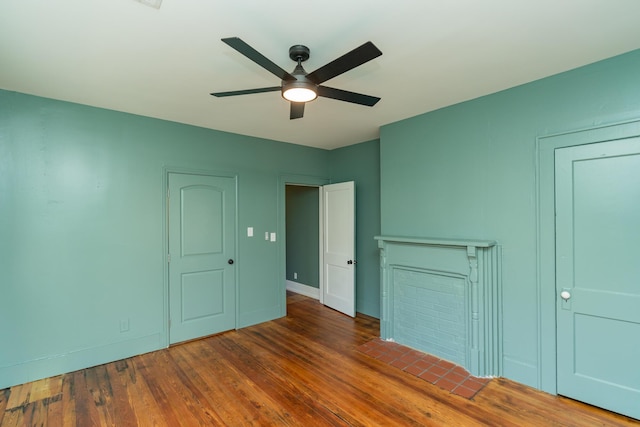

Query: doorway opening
[[285, 184, 321, 300], [280, 178, 356, 318]]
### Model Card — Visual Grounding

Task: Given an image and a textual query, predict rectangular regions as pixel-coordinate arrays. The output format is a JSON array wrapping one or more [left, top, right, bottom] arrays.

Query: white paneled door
[[322, 181, 355, 317]]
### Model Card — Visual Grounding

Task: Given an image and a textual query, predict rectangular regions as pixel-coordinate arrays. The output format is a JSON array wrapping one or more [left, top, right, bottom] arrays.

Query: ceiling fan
[[211, 37, 382, 119]]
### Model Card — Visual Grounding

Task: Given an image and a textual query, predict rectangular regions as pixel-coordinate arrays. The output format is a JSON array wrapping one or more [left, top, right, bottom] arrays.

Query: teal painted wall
[[285, 185, 319, 287], [0, 90, 329, 389], [379, 49, 640, 388], [329, 139, 381, 318]]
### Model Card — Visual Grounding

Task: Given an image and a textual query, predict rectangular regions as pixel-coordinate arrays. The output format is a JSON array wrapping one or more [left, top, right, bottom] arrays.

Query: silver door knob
[[560, 290, 571, 301]]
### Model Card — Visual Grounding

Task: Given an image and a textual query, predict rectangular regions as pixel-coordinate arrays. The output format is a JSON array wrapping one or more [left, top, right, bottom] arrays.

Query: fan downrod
[[289, 45, 310, 62]]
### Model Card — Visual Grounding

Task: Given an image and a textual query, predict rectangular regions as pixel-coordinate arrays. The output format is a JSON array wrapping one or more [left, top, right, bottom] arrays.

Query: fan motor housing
[[282, 76, 317, 90]]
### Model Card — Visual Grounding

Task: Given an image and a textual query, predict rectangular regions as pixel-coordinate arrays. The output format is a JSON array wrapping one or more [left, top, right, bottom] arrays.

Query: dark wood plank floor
[[1, 292, 638, 426]]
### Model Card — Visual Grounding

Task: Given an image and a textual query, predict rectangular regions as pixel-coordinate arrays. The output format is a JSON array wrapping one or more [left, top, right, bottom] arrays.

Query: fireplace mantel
[[375, 236, 502, 377], [375, 235, 497, 248]]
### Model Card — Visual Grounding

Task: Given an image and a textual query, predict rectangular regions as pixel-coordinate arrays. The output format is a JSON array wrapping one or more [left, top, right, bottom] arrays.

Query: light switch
[[265, 232, 269, 240], [247, 227, 253, 237], [270, 232, 276, 242]]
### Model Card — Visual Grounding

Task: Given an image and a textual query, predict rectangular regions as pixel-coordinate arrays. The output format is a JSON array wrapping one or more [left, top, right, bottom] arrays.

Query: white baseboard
[[286, 280, 320, 300]]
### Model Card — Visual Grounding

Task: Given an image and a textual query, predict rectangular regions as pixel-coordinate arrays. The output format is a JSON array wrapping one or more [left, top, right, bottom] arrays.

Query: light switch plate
[[247, 227, 253, 237], [270, 232, 276, 242]]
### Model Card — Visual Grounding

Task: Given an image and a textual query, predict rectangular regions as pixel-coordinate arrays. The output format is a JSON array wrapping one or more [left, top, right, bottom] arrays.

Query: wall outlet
[[120, 318, 130, 333], [270, 232, 276, 242], [247, 227, 253, 237], [294, 272, 298, 280]]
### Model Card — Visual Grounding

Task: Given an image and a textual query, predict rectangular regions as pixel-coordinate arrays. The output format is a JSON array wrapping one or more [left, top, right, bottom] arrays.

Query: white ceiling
[[2, 1, 640, 150]]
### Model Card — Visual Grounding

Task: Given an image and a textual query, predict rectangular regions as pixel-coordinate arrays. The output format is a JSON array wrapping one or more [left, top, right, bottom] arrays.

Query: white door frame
[[536, 118, 640, 394]]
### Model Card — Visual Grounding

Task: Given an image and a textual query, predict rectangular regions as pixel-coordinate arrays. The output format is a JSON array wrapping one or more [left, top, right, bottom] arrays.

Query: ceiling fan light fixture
[[212, 37, 382, 119], [282, 87, 317, 102], [282, 81, 317, 103]]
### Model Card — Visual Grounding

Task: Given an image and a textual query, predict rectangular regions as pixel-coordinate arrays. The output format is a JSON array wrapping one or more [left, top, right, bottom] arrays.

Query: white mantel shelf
[[375, 235, 497, 248]]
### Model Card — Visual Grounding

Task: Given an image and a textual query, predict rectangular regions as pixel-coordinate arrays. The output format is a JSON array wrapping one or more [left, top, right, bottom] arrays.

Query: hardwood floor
[[1, 292, 638, 426]]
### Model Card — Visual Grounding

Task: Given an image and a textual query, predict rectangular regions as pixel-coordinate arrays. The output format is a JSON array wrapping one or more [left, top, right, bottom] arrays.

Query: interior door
[[168, 173, 236, 344], [322, 181, 355, 317], [555, 138, 640, 420]]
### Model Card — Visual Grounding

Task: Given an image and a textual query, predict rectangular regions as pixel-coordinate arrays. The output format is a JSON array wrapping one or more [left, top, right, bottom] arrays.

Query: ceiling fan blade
[[290, 102, 305, 119], [222, 37, 295, 81], [317, 86, 380, 106], [211, 86, 281, 97], [306, 41, 382, 84]]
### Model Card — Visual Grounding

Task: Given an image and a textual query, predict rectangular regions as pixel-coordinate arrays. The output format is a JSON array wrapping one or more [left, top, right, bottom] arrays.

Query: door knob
[[228, 259, 234, 265], [560, 290, 571, 301]]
